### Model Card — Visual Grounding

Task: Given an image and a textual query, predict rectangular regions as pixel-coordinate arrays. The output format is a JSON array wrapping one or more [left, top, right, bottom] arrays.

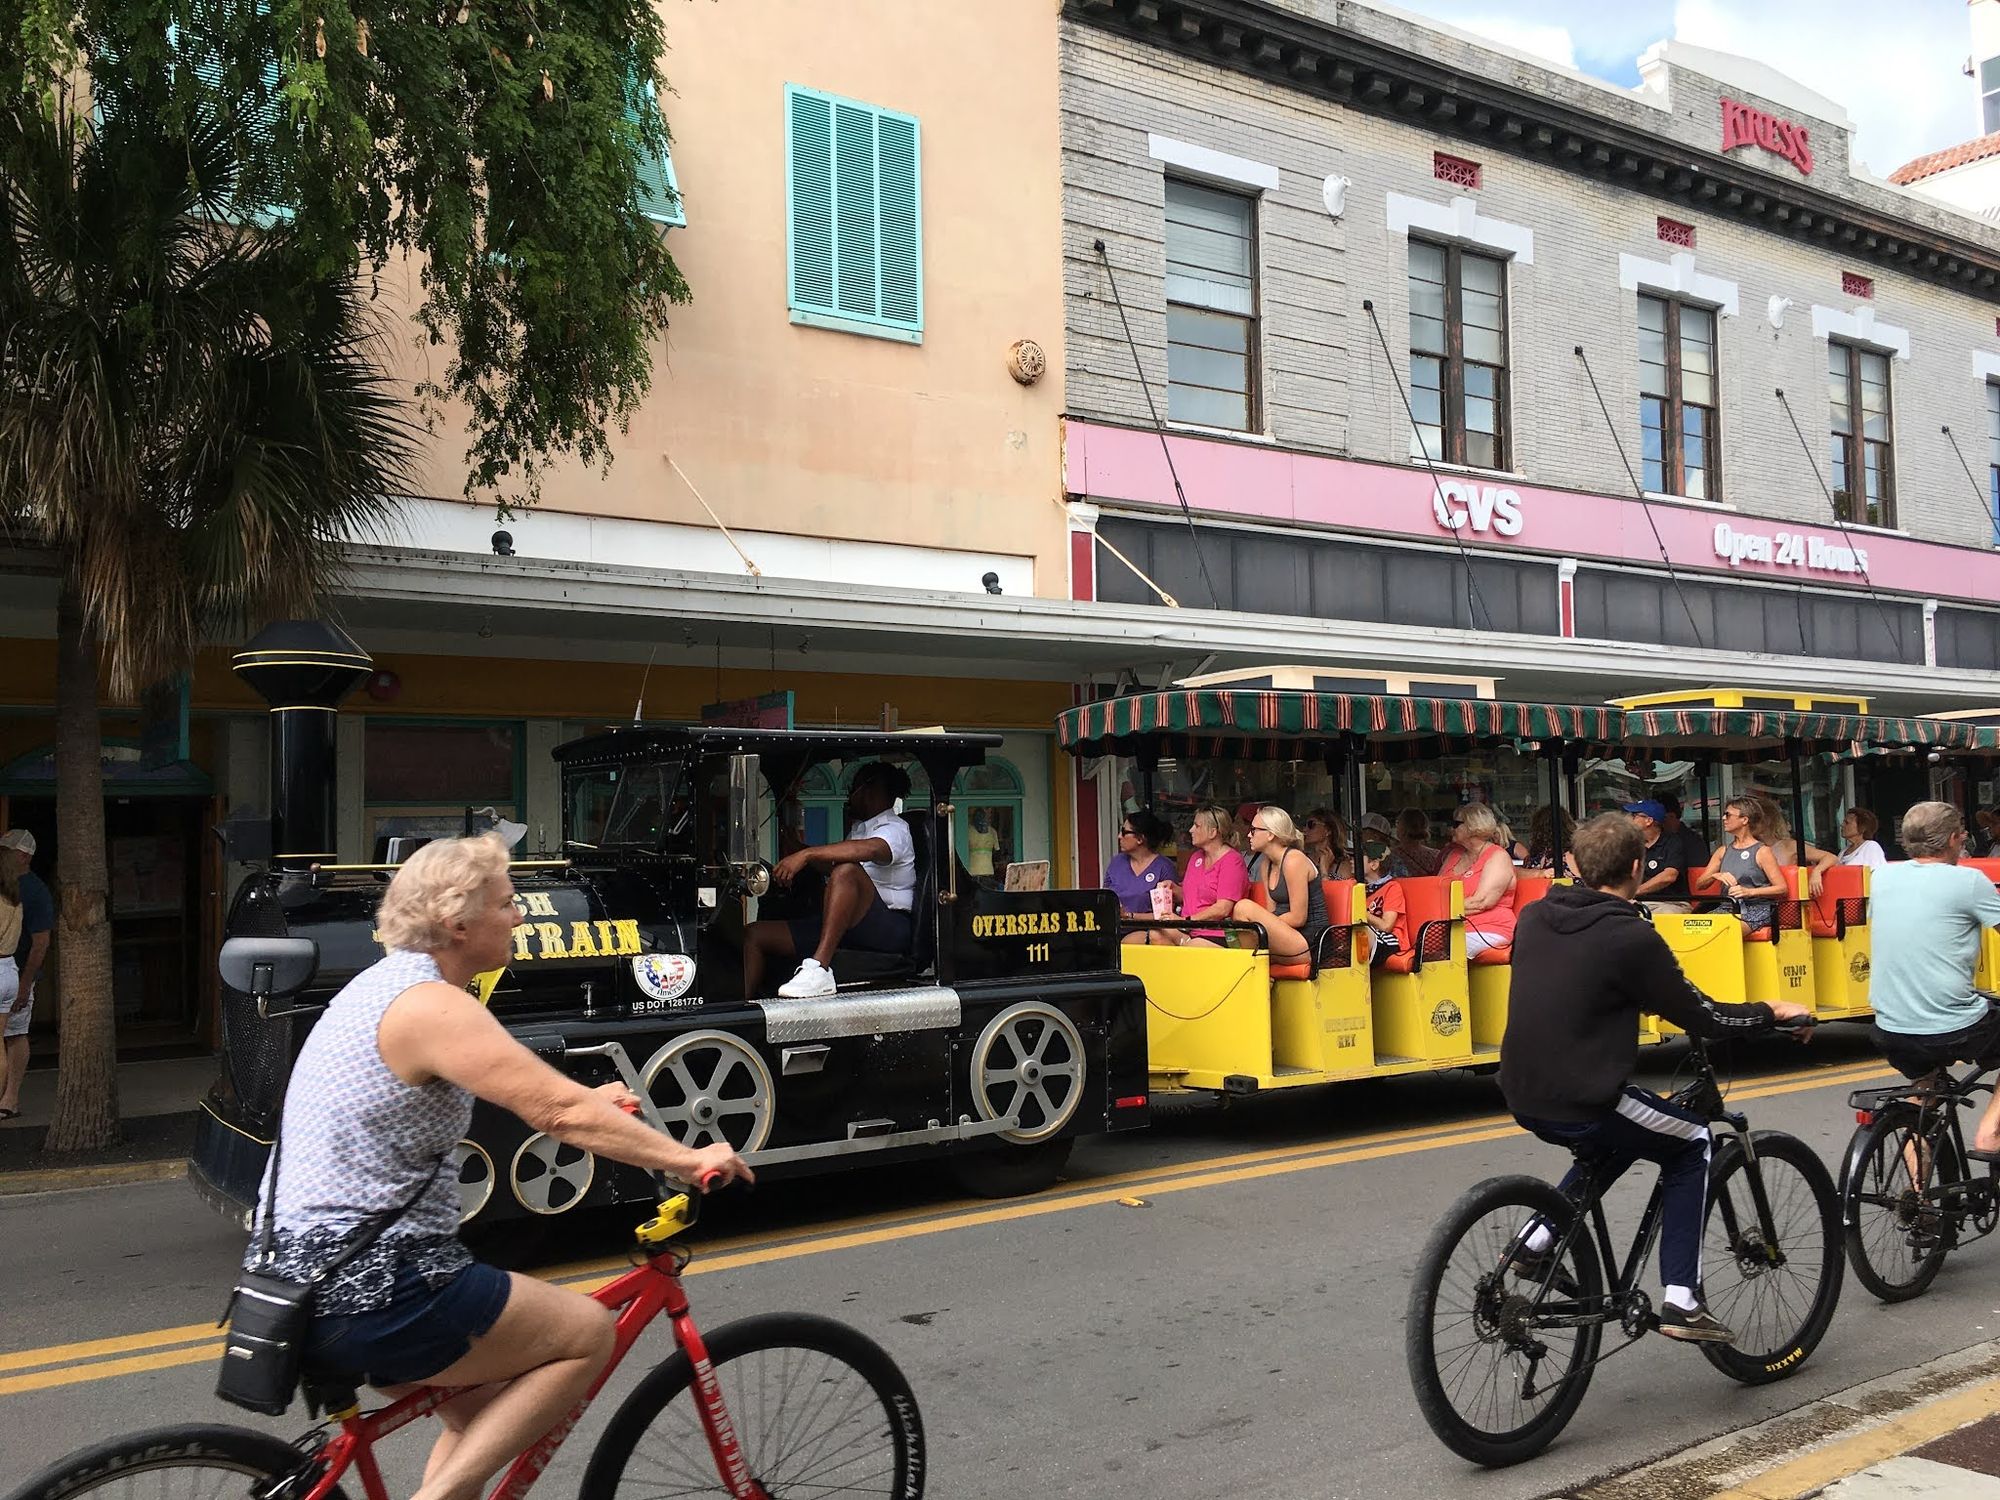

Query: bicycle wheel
[[1842, 1109, 1959, 1303], [580, 1312, 924, 1500], [1406, 1174, 1605, 1468], [1701, 1130, 1844, 1384], [1, 1424, 327, 1500]]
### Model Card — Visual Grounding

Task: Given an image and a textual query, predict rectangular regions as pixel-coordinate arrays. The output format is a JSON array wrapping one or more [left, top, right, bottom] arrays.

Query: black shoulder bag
[[216, 1117, 447, 1416]]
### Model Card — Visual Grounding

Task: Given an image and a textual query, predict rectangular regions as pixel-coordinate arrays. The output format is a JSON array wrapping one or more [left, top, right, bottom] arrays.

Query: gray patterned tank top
[[1721, 840, 1775, 932], [248, 948, 474, 1313]]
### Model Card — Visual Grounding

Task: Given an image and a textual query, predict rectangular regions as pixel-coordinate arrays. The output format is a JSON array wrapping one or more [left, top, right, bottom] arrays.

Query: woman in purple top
[[1164, 803, 1250, 945], [1104, 809, 1177, 943]]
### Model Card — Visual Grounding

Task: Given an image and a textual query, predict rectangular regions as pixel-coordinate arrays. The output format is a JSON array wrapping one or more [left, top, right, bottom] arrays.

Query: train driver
[[742, 761, 918, 999]]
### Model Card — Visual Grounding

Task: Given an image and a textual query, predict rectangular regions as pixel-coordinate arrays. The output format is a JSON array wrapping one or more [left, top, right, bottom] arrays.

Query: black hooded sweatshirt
[[1499, 883, 1773, 1123]]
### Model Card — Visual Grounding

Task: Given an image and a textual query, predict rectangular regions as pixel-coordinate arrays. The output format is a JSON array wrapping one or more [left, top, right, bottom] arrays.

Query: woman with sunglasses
[[1233, 807, 1331, 964], [1103, 809, 1177, 944], [1301, 808, 1354, 881], [1438, 802, 1518, 958]]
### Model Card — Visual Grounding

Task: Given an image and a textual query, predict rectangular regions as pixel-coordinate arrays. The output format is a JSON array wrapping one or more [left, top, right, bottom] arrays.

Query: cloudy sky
[[1386, 0, 1975, 176]]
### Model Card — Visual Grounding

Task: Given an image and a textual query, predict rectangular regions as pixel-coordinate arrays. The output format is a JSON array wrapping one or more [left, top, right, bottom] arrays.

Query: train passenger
[[744, 761, 918, 1000], [1866, 802, 2000, 1155], [1500, 813, 1811, 1345], [1521, 805, 1577, 873], [1235, 807, 1331, 963], [1658, 794, 1710, 893], [1389, 807, 1443, 877], [1624, 800, 1692, 913], [1302, 808, 1355, 881], [1104, 809, 1176, 945], [1975, 807, 1999, 858], [249, 836, 753, 1500], [1438, 803, 1517, 958], [1751, 796, 1836, 899], [1699, 796, 1786, 932], [1361, 837, 1409, 965], [1160, 803, 1249, 947], [1837, 808, 1887, 870]]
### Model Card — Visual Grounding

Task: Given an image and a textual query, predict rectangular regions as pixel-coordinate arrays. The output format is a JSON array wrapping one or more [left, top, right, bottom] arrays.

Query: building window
[[785, 84, 922, 342], [1164, 179, 1257, 431], [1638, 294, 1718, 500], [1984, 56, 2000, 134], [1829, 340, 1894, 528], [364, 720, 524, 855], [1409, 239, 1508, 469], [1987, 382, 2000, 547], [625, 70, 684, 227]]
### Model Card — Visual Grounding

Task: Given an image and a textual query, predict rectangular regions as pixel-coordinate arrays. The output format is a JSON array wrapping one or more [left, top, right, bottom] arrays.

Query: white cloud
[[1449, 16, 1580, 71], [1672, 0, 1971, 175]]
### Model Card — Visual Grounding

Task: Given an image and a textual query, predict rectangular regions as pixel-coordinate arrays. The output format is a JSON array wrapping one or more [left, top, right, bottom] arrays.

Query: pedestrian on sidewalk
[[0, 829, 49, 1120]]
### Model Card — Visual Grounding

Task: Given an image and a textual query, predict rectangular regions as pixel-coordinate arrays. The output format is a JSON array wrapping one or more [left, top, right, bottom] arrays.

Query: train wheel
[[511, 1133, 597, 1215], [451, 1138, 496, 1225], [969, 1003, 1085, 1144], [640, 1031, 776, 1152]]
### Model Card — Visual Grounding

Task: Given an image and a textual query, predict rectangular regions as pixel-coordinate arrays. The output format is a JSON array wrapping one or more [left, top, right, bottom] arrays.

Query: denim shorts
[[306, 1260, 512, 1386]]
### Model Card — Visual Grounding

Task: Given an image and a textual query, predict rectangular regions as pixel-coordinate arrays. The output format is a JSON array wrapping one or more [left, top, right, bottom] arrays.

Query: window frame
[[1637, 292, 1721, 502], [362, 718, 528, 851], [1163, 176, 1261, 434], [1408, 237, 1511, 470], [783, 82, 924, 344], [1986, 379, 2000, 548], [1828, 338, 1896, 529]]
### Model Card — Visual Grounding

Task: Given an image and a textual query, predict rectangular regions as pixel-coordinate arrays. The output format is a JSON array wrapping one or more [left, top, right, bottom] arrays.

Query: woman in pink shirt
[[1437, 802, 1518, 957], [1165, 803, 1250, 945]]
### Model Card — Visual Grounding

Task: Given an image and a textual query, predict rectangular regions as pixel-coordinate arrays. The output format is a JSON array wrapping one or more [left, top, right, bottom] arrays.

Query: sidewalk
[[0, 1054, 216, 1193], [1559, 1342, 2000, 1499]]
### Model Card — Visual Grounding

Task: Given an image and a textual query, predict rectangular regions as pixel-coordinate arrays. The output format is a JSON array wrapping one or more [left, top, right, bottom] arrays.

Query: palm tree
[[0, 87, 421, 1151]]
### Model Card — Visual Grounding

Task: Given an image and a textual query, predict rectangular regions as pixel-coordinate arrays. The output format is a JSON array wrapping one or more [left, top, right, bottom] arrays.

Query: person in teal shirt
[[1868, 801, 2000, 1155]]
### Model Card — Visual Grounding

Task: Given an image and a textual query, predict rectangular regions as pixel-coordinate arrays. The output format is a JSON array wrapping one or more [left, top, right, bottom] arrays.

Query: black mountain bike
[[1840, 1066, 2000, 1302], [1406, 1025, 1842, 1467]]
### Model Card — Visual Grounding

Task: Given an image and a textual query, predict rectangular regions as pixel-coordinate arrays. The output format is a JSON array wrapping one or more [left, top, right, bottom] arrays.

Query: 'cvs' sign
[[1720, 98, 1813, 176]]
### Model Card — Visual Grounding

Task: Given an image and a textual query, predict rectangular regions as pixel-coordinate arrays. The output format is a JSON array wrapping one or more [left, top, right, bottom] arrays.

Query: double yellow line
[[0, 1057, 1892, 1400]]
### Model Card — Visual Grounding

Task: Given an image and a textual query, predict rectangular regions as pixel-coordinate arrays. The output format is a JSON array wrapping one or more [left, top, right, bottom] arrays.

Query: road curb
[[1554, 1342, 2000, 1499], [0, 1158, 187, 1197]]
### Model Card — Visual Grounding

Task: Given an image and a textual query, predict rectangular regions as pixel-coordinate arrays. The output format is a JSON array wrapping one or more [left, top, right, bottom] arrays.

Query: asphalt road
[[3, 1027, 1995, 1499]]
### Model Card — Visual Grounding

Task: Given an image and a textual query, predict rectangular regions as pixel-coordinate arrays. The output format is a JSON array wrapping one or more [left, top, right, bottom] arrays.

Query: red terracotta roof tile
[[1889, 130, 2000, 185]]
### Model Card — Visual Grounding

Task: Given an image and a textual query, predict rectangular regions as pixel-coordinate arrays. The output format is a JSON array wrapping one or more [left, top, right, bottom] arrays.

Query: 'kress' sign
[[1720, 97, 1814, 176]]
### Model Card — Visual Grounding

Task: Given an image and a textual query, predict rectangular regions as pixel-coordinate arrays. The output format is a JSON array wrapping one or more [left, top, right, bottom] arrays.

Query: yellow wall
[[399, 0, 1071, 595]]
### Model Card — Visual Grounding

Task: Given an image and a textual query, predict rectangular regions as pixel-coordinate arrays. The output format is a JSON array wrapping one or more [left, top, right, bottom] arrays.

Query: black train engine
[[191, 623, 1148, 1231]]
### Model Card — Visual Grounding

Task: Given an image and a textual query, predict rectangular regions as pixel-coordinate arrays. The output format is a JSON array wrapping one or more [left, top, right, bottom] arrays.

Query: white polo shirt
[[851, 810, 917, 911]]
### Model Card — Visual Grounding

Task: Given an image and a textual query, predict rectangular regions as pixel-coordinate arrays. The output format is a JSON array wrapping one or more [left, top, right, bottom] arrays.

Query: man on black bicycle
[[1499, 813, 1811, 1344], [1867, 801, 2000, 1154]]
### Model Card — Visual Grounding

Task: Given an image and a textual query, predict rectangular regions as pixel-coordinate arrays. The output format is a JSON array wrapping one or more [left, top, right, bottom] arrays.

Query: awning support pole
[[1786, 737, 1808, 852]]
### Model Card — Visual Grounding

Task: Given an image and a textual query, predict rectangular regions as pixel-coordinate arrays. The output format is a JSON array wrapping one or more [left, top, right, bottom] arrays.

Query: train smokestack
[[232, 621, 373, 869]]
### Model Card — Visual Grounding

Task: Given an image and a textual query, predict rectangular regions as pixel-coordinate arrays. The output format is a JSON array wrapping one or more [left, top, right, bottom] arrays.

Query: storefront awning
[[1613, 706, 2000, 762], [1056, 690, 1625, 762]]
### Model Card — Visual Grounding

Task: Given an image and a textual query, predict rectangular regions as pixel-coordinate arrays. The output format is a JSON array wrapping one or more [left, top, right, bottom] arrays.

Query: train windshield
[[563, 759, 692, 852]]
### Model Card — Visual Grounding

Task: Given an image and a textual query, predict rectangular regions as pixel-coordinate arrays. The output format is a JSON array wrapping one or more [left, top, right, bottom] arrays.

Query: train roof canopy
[[554, 725, 1004, 770]]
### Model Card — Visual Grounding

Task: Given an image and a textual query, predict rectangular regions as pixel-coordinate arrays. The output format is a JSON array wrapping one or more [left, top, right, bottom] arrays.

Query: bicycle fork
[[665, 1283, 772, 1500], [1710, 1117, 1786, 1271]]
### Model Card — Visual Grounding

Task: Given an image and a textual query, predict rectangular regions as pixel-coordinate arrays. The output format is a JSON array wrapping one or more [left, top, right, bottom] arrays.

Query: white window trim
[[1167, 420, 1278, 445], [1147, 134, 1279, 194], [1810, 304, 1911, 361], [1973, 351, 2000, 384], [1385, 192, 1534, 264], [1618, 252, 1740, 317]]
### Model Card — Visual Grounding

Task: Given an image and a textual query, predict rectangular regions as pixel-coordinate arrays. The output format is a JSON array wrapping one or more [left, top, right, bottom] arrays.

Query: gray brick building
[[1058, 0, 2000, 690]]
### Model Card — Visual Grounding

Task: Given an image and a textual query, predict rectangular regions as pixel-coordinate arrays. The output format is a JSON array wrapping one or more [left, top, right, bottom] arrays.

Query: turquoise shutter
[[167, 12, 287, 225], [628, 75, 684, 228], [785, 85, 921, 341]]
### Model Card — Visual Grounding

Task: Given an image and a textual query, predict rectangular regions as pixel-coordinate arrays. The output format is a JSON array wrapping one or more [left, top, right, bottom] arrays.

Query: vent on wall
[[1433, 151, 1481, 189], [1657, 216, 1696, 249], [1842, 271, 1875, 299]]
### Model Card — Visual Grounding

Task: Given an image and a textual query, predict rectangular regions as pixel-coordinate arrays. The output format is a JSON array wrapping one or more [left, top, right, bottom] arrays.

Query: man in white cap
[[0, 830, 51, 1120]]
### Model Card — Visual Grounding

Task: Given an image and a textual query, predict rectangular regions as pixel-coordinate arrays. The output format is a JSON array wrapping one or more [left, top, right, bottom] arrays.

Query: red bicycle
[[6, 1182, 926, 1500]]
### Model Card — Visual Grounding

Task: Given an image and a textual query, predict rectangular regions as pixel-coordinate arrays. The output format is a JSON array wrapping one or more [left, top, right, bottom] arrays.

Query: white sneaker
[[777, 958, 837, 999]]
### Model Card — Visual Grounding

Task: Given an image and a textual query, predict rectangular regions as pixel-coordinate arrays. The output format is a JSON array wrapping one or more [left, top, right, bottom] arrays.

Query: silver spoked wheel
[[971, 1003, 1086, 1144], [640, 1031, 776, 1152], [510, 1133, 596, 1215], [452, 1139, 496, 1225]]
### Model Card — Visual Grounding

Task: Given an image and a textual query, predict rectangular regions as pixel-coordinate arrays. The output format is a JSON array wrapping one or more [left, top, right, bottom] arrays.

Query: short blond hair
[[1454, 802, 1509, 846], [376, 835, 512, 952]]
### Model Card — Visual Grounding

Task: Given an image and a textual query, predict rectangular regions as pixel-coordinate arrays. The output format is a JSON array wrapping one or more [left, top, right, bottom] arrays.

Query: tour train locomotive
[[190, 622, 1149, 1231]]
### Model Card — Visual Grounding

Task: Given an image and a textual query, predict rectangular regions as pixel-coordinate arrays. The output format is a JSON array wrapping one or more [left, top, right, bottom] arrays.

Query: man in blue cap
[[1625, 799, 1693, 913]]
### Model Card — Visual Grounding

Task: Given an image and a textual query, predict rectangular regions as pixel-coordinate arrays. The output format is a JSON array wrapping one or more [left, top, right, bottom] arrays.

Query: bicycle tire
[[1, 1424, 330, 1500], [1841, 1109, 1959, 1304], [1405, 1174, 1605, 1468], [579, 1312, 925, 1500], [1701, 1130, 1844, 1385]]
